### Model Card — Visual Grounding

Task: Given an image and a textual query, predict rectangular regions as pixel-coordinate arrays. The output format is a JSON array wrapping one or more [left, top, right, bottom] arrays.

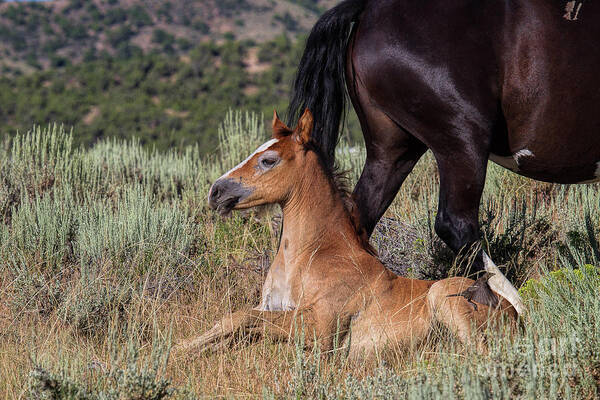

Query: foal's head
[[208, 109, 318, 214]]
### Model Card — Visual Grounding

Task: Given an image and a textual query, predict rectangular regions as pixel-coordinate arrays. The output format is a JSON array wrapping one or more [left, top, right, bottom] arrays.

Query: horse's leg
[[427, 278, 488, 352], [349, 96, 427, 236], [175, 308, 324, 355], [249, 310, 353, 355], [433, 150, 524, 314], [428, 277, 518, 351]]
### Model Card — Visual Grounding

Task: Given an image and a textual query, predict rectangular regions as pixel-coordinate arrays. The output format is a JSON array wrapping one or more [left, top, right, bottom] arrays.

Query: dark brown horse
[[287, 0, 600, 314]]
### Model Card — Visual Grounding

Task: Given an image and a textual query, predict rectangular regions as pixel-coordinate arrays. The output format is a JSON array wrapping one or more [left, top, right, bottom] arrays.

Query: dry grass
[[1, 113, 599, 398]]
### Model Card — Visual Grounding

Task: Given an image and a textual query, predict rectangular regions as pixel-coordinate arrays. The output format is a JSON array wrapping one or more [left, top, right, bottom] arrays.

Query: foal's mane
[[302, 140, 377, 256]]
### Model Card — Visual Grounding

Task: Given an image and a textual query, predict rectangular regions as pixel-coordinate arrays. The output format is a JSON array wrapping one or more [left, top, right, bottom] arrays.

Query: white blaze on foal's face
[[221, 138, 280, 179]]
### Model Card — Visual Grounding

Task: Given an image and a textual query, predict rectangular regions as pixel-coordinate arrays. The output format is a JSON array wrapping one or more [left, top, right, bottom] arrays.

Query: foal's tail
[[287, 0, 366, 167]]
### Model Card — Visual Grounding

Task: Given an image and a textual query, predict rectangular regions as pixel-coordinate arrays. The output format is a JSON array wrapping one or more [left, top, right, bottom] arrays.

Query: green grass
[[1, 110, 599, 398]]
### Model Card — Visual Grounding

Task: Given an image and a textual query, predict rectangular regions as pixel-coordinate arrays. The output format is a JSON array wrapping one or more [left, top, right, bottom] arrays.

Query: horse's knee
[[434, 211, 479, 253]]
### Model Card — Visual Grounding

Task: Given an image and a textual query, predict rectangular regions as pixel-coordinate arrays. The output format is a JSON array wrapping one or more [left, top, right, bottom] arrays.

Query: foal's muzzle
[[208, 178, 252, 215]]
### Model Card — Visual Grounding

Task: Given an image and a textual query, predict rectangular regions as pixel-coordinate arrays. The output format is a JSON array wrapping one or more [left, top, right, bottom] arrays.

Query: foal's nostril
[[208, 180, 224, 208], [208, 178, 252, 213], [212, 185, 220, 199]]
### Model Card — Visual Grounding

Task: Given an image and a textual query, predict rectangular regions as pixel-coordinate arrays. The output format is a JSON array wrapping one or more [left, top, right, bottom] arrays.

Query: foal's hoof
[[447, 272, 499, 311]]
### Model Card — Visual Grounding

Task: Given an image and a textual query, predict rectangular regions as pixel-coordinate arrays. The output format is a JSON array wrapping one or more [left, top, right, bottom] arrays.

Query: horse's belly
[[489, 151, 600, 184]]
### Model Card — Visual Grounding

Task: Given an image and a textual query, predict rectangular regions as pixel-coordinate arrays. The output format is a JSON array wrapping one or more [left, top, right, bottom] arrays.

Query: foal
[[180, 110, 516, 357]]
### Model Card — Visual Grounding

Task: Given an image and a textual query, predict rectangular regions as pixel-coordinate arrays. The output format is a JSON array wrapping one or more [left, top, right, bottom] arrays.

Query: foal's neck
[[278, 153, 358, 261]]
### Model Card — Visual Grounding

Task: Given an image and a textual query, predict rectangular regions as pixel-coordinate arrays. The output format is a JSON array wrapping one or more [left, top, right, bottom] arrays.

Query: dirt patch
[[244, 47, 271, 75], [83, 106, 100, 125], [243, 85, 260, 96], [165, 108, 190, 118], [131, 28, 155, 53]]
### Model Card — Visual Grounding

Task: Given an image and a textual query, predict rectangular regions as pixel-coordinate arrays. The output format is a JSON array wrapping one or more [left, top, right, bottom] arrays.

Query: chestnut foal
[[179, 110, 516, 358]]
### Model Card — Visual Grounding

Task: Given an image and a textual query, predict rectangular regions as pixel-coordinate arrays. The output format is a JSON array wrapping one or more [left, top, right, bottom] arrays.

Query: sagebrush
[[1, 111, 599, 398]]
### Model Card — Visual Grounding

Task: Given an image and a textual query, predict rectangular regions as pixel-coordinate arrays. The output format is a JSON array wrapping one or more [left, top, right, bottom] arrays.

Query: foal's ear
[[294, 108, 313, 144], [272, 110, 290, 139]]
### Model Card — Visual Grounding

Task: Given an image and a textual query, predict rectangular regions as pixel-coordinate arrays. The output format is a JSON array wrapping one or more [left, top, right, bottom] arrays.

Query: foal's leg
[[428, 277, 518, 352], [175, 308, 320, 354], [428, 278, 488, 352], [348, 86, 427, 236], [175, 310, 254, 352]]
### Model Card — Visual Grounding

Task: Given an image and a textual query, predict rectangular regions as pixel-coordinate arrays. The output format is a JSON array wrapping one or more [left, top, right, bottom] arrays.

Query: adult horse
[[287, 0, 600, 315], [177, 109, 516, 357]]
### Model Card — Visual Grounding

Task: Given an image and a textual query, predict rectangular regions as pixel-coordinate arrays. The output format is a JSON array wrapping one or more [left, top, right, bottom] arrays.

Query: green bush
[[107, 25, 135, 47], [10, 265, 64, 317], [105, 7, 127, 25], [61, 272, 133, 337], [152, 29, 175, 46], [520, 264, 600, 300], [192, 20, 209, 34], [273, 12, 299, 32], [8, 190, 77, 265], [74, 188, 193, 262], [129, 5, 152, 28]]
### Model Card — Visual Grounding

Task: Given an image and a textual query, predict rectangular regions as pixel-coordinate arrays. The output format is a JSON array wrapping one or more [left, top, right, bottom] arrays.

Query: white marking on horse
[[564, 1, 583, 21], [482, 252, 525, 315], [513, 149, 533, 165], [208, 138, 279, 202], [222, 138, 279, 179], [258, 263, 296, 311], [258, 290, 296, 311]]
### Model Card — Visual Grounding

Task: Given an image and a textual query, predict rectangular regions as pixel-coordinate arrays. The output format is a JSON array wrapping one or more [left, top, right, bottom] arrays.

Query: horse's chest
[[259, 262, 296, 311]]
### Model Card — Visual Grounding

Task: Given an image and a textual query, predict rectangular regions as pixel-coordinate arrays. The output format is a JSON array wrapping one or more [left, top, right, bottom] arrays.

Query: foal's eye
[[259, 157, 278, 169]]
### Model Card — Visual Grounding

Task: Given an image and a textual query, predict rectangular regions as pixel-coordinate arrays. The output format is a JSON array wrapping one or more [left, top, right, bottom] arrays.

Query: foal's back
[[345, 270, 517, 356], [323, 247, 517, 356]]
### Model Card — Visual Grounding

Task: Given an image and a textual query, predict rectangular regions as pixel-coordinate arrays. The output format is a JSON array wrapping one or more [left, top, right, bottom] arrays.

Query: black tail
[[287, 0, 366, 167]]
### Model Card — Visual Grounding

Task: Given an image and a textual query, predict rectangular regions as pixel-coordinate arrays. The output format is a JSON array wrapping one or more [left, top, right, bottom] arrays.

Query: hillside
[[0, 36, 311, 151], [0, 0, 359, 153], [0, 0, 336, 73]]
